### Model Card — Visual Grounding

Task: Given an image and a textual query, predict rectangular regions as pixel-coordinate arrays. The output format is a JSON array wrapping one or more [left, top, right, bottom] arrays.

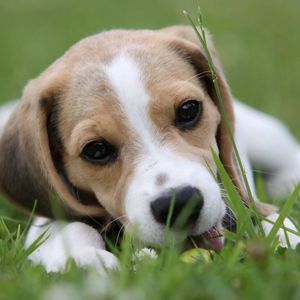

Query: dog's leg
[[25, 217, 119, 276], [222, 137, 300, 248], [234, 101, 300, 198], [233, 156, 300, 249], [234, 101, 300, 248]]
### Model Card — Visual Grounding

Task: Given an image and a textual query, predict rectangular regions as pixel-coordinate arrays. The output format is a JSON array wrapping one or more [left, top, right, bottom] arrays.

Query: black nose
[[150, 186, 204, 228]]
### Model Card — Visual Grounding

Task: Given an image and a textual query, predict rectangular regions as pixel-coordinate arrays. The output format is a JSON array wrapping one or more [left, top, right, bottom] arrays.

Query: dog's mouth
[[183, 207, 237, 253], [185, 225, 224, 253], [104, 207, 235, 253]]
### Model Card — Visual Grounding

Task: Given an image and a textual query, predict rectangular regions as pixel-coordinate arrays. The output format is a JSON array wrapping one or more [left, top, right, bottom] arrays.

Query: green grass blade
[[212, 149, 256, 239], [267, 184, 300, 245], [166, 192, 176, 230], [184, 8, 265, 236], [20, 200, 37, 241], [20, 229, 49, 261]]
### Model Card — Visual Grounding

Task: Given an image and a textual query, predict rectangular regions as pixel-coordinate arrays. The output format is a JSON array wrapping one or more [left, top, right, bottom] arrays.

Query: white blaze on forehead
[[103, 54, 225, 244], [104, 53, 157, 151]]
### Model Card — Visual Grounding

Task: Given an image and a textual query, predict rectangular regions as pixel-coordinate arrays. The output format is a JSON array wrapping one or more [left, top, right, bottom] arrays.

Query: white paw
[[43, 247, 119, 276], [262, 213, 300, 249], [26, 220, 119, 276]]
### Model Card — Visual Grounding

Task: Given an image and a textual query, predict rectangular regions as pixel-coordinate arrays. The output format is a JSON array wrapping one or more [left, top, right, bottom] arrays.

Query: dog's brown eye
[[175, 100, 203, 130], [81, 140, 117, 165]]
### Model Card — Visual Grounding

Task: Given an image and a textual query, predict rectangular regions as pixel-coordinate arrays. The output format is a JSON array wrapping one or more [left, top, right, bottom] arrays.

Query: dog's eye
[[175, 100, 203, 130], [81, 140, 117, 165]]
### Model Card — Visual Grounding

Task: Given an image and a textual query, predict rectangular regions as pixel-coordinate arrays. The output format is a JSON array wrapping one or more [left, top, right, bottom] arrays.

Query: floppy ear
[[162, 26, 276, 216], [0, 76, 106, 218]]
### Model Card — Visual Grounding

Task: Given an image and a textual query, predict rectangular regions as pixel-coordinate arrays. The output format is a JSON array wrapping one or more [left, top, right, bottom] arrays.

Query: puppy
[[0, 26, 299, 275]]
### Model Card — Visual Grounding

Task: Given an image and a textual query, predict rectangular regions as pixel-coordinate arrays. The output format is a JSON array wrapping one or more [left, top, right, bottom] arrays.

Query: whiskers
[[100, 215, 127, 233], [222, 206, 237, 232], [100, 215, 129, 247], [116, 222, 130, 247]]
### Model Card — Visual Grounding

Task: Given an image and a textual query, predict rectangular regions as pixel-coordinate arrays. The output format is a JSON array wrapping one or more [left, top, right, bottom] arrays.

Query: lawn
[[0, 1, 300, 299]]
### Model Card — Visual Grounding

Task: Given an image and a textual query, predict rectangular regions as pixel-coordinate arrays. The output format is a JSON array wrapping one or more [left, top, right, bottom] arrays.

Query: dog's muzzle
[[149, 186, 236, 253], [150, 186, 204, 228]]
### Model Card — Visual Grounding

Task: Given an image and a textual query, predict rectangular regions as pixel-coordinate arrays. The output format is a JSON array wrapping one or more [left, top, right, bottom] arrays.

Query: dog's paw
[[26, 221, 119, 276], [262, 213, 300, 249], [40, 247, 119, 276]]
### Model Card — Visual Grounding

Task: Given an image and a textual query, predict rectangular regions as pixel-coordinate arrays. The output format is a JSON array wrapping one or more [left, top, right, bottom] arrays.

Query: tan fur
[[0, 26, 274, 222]]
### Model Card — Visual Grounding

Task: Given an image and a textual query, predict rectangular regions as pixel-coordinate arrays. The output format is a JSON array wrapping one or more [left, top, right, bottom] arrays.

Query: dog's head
[[0, 26, 273, 249]]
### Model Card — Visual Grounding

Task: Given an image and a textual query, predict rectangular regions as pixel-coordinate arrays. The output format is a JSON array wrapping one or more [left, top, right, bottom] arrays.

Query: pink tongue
[[203, 227, 224, 253]]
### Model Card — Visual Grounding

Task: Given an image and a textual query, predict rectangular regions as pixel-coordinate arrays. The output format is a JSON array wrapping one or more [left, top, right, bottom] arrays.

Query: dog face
[[61, 49, 224, 245], [0, 26, 271, 249]]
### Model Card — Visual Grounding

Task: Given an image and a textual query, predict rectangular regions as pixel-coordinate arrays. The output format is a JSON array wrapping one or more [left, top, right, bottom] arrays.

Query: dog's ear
[[162, 26, 276, 216], [0, 74, 106, 218]]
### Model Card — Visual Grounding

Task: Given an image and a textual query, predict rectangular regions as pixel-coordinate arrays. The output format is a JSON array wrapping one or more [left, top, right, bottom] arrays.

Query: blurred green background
[[0, 0, 299, 138], [1, 0, 300, 139]]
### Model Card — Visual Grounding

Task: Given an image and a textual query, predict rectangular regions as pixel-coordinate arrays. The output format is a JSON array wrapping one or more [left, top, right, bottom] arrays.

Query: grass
[[0, 167, 300, 300], [0, 1, 300, 299]]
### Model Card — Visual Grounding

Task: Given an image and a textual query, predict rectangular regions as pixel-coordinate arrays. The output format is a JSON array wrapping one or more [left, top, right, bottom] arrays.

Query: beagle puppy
[[0, 26, 299, 275]]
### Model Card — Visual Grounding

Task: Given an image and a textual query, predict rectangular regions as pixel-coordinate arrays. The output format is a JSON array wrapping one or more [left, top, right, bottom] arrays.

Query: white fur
[[104, 53, 159, 152], [104, 54, 225, 244], [235, 101, 300, 198], [235, 101, 300, 247], [125, 149, 225, 244], [25, 217, 119, 276], [261, 213, 300, 248]]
